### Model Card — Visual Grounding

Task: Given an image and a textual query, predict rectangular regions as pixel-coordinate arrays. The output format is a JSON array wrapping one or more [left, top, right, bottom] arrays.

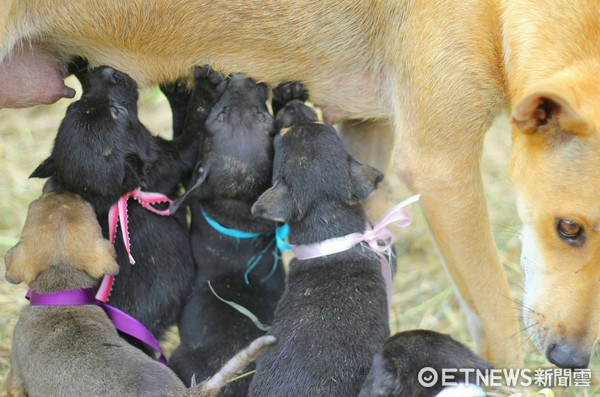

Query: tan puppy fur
[[2, 0, 598, 366], [5, 192, 118, 288], [5, 192, 276, 396]]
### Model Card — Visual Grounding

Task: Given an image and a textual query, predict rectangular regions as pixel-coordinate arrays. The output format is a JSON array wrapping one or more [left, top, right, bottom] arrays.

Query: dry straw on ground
[[0, 76, 595, 396]]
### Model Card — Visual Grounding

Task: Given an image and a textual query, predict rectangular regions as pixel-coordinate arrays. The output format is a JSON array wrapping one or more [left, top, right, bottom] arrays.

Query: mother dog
[[3, 0, 599, 368]]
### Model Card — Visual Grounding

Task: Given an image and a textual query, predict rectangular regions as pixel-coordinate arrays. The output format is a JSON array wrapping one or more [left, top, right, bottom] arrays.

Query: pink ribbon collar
[[290, 194, 420, 312], [96, 187, 172, 303], [108, 188, 172, 265]]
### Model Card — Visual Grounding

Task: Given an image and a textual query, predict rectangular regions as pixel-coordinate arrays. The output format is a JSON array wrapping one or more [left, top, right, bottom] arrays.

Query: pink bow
[[290, 194, 420, 312], [96, 188, 172, 303]]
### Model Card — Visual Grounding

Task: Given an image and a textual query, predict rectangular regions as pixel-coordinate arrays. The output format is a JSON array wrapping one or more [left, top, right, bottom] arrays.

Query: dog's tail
[[182, 335, 277, 397]]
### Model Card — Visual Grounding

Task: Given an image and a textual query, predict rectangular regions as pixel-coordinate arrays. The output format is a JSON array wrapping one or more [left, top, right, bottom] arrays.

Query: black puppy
[[29, 66, 218, 347], [359, 330, 492, 397], [248, 84, 389, 396], [166, 71, 285, 396]]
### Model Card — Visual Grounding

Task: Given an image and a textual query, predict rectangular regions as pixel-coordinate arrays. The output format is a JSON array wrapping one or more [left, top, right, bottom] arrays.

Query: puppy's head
[[30, 66, 153, 198], [171, 72, 275, 211], [509, 64, 600, 368], [5, 193, 118, 289], [252, 105, 382, 224], [359, 330, 492, 397]]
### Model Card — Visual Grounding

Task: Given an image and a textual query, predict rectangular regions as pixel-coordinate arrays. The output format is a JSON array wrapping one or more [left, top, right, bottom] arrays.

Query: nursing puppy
[[248, 85, 388, 396], [9, 1, 600, 366], [358, 330, 492, 397], [5, 192, 276, 397], [29, 66, 203, 343], [167, 70, 284, 396]]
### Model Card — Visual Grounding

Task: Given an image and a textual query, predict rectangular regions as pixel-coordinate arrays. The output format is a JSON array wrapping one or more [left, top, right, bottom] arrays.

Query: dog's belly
[[2, 1, 393, 119], [76, 46, 389, 122]]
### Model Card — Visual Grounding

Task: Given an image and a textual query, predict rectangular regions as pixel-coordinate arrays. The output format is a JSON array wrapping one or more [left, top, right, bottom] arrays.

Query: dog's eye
[[557, 219, 584, 245], [109, 104, 128, 119]]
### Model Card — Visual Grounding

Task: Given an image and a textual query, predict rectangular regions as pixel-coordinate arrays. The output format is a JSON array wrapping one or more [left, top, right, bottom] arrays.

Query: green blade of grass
[[395, 286, 454, 322]]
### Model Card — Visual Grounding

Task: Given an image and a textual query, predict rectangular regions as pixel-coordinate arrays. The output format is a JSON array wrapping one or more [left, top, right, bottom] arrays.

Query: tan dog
[[5, 192, 275, 396], [2, 0, 599, 367]]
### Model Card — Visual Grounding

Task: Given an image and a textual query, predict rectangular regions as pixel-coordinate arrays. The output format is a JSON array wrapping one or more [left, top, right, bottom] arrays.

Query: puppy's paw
[[160, 79, 192, 137], [193, 65, 225, 101], [161, 79, 189, 99], [194, 65, 224, 85], [272, 81, 308, 116]]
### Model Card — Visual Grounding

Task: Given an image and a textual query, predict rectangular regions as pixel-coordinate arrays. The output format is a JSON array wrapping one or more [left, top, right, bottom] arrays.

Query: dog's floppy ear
[[511, 82, 591, 135], [252, 181, 294, 223], [66, 234, 119, 279], [4, 198, 55, 284], [63, 198, 119, 279], [4, 243, 36, 284], [350, 159, 383, 200], [30, 155, 56, 179]]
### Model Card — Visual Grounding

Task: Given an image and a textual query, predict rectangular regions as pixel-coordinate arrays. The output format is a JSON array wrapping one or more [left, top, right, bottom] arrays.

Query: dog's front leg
[[397, 140, 521, 364], [393, 114, 521, 366], [340, 115, 521, 364]]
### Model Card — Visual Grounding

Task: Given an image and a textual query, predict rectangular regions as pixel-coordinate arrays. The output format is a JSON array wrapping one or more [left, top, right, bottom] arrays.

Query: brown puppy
[[5, 192, 275, 397], [3, 0, 600, 366]]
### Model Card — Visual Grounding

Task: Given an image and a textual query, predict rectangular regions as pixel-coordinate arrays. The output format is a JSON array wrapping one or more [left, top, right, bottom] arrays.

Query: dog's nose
[[229, 73, 254, 90], [547, 342, 589, 368], [101, 67, 117, 83], [100, 67, 127, 86], [229, 73, 245, 82]]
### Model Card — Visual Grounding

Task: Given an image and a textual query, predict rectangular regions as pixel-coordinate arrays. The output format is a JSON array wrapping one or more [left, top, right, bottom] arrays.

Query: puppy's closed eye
[[109, 104, 128, 119]]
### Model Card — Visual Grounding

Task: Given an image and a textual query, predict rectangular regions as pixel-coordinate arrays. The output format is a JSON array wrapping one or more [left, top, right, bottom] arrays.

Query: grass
[[0, 77, 596, 396]]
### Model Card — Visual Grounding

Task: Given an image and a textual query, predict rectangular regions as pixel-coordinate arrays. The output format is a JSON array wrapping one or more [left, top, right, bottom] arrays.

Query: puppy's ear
[[350, 159, 383, 200], [511, 82, 591, 135], [63, 197, 119, 279], [4, 245, 24, 284], [170, 162, 209, 214], [252, 181, 294, 223], [69, 238, 119, 279], [30, 155, 56, 179], [4, 243, 43, 285]]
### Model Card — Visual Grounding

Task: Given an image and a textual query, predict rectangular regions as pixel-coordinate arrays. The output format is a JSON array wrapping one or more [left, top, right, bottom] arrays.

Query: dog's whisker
[[495, 291, 535, 314]]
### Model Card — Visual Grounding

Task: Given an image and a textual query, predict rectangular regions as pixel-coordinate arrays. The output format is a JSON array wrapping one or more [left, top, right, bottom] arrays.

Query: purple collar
[[28, 286, 96, 305], [27, 286, 166, 365]]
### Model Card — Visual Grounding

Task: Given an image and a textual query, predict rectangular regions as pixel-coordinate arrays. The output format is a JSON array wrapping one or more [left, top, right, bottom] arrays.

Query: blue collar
[[199, 204, 290, 285], [199, 204, 289, 250]]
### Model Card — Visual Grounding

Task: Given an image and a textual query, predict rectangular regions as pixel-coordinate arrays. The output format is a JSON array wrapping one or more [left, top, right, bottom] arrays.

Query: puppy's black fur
[[29, 66, 218, 345], [160, 79, 192, 140], [166, 70, 285, 396], [359, 330, 492, 397], [248, 83, 388, 397]]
